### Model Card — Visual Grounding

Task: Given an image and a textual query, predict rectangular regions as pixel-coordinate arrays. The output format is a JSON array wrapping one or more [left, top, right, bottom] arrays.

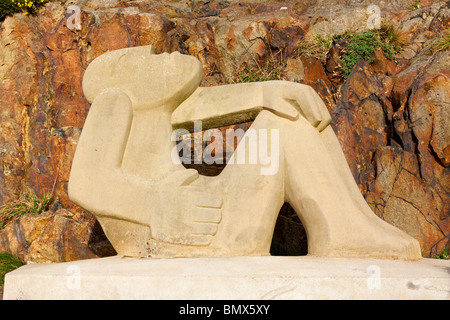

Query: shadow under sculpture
[[68, 45, 421, 260]]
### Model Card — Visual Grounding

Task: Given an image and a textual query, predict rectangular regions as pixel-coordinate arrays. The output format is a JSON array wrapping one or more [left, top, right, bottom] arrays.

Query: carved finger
[[263, 98, 300, 121], [189, 234, 213, 246], [165, 168, 199, 186], [289, 85, 330, 131], [310, 89, 332, 132], [296, 91, 322, 128], [192, 222, 219, 235], [193, 207, 222, 223], [193, 192, 223, 208], [262, 81, 299, 121]]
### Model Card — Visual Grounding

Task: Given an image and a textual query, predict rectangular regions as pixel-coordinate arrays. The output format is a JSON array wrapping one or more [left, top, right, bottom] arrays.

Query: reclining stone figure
[[68, 45, 421, 260]]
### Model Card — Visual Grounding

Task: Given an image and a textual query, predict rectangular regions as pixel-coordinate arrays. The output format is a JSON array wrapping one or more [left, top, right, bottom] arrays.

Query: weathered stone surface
[[332, 49, 449, 256], [365, 147, 448, 257], [5, 256, 450, 300], [331, 59, 388, 193], [325, 38, 346, 86], [0, 0, 448, 260]]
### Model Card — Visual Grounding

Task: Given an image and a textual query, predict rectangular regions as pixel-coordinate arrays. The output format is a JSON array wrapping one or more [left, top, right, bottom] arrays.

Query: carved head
[[82, 45, 203, 111]]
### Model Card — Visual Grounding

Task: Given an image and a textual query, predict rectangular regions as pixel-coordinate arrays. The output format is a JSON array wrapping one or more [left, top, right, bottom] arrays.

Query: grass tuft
[[0, 189, 52, 229], [233, 48, 286, 83], [427, 29, 450, 55], [296, 34, 333, 63], [0, 252, 23, 286]]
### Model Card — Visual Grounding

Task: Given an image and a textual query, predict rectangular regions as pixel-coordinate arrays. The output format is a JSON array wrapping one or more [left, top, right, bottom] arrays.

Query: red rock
[[283, 57, 305, 82], [0, 209, 115, 263], [410, 74, 450, 168], [325, 39, 346, 86], [366, 147, 448, 257], [0, 1, 448, 260], [331, 60, 388, 192]]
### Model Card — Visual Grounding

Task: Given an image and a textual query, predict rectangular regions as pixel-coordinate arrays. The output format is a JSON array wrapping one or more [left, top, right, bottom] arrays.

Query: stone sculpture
[[68, 45, 421, 260]]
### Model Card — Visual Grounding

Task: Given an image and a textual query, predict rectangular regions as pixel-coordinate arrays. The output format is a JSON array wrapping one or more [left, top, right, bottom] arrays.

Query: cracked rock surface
[[0, 0, 448, 261]]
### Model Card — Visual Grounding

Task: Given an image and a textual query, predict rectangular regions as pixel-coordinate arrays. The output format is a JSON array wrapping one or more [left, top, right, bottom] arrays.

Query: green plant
[[407, 0, 421, 10], [0, 0, 49, 21], [341, 31, 381, 75], [435, 246, 449, 259], [378, 23, 409, 52], [296, 34, 333, 62], [0, 252, 23, 286], [233, 55, 285, 83], [428, 29, 450, 54], [0, 189, 52, 229], [339, 26, 403, 77]]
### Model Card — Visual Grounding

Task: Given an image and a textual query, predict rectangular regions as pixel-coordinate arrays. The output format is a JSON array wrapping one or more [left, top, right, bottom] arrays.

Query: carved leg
[[281, 115, 421, 260]]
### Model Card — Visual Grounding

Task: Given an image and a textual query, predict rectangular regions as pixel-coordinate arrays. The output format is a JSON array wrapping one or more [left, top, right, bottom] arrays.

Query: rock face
[[0, 207, 115, 263], [365, 50, 450, 257], [0, 0, 448, 261]]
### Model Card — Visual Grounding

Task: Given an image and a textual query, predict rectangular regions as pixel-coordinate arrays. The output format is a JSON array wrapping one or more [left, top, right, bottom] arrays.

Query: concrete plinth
[[3, 256, 449, 300]]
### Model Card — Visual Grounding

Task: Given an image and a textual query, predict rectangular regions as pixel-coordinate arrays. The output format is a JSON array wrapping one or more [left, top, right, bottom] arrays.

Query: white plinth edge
[[4, 255, 449, 300]]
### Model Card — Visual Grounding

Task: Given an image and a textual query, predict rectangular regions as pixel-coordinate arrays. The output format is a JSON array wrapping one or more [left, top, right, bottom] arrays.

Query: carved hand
[[149, 169, 222, 246], [262, 81, 332, 132], [172, 81, 331, 133]]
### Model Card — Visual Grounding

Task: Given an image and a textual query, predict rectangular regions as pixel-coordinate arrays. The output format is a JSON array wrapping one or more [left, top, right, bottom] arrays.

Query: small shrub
[[341, 31, 381, 75], [435, 246, 449, 259], [339, 25, 403, 77], [0, 252, 23, 286], [0, 189, 52, 229], [0, 0, 49, 21]]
